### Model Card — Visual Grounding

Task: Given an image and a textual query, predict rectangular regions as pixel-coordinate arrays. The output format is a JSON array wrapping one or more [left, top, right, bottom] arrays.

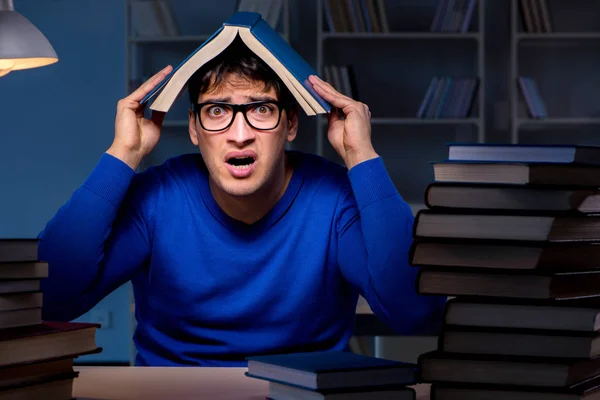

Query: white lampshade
[[0, 0, 58, 77]]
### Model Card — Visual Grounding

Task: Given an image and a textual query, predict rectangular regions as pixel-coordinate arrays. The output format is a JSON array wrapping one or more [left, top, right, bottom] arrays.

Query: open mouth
[[226, 156, 255, 169]]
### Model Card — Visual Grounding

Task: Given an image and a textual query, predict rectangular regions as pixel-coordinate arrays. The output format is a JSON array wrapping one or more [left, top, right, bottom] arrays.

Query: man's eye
[[208, 106, 226, 117], [254, 105, 272, 114]]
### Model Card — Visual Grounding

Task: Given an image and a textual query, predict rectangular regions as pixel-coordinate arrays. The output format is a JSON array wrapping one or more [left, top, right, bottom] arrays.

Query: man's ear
[[188, 108, 199, 146], [286, 107, 299, 142]]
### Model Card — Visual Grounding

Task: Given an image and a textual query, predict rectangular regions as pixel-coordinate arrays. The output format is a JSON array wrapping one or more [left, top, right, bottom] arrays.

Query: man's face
[[188, 73, 298, 197]]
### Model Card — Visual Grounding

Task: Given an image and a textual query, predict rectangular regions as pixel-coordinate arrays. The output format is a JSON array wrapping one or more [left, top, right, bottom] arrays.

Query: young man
[[38, 40, 445, 366]]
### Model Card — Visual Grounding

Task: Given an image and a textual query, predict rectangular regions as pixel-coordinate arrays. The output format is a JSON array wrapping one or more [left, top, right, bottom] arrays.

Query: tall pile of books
[[245, 350, 418, 399], [412, 143, 600, 399], [0, 239, 100, 400]]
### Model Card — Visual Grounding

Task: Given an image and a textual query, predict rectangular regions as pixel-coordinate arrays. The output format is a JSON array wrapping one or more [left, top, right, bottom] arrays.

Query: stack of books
[[0, 239, 101, 400], [245, 350, 418, 399], [412, 143, 600, 399]]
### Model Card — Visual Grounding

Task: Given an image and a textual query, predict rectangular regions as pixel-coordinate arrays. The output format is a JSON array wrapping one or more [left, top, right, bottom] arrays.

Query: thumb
[[151, 110, 166, 128]]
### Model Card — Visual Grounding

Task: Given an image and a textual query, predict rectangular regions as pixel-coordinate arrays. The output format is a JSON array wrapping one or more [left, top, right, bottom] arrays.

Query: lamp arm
[[0, 0, 14, 11]]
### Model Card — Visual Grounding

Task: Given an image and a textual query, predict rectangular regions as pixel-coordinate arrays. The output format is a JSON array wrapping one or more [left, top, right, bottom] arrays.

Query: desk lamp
[[0, 0, 58, 77]]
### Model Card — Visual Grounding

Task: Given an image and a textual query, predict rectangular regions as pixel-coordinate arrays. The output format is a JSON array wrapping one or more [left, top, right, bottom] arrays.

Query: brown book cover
[[442, 296, 600, 332], [0, 321, 100, 367], [416, 268, 600, 300], [0, 240, 38, 263], [430, 374, 600, 400], [439, 325, 600, 359], [409, 240, 600, 272], [419, 350, 600, 388]]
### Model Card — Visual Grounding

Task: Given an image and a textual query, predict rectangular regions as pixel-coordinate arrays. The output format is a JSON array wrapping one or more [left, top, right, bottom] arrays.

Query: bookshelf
[[509, 0, 600, 144], [315, 0, 485, 206], [124, 0, 291, 169]]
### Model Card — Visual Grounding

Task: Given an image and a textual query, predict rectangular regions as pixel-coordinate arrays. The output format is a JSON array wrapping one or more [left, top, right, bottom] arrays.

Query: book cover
[[141, 11, 331, 115]]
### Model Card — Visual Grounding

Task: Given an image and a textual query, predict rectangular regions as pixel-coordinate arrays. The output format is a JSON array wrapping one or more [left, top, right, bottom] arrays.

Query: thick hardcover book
[[430, 376, 600, 400], [431, 161, 600, 186], [416, 267, 600, 300], [423, 182, 600, 213], [413, 209, 600, 242], [409, 240, 600, 272], [0, 239, 38, 263], [438, 325, 600, 359], [446, 143, 600, 165], [0, 321, 101, 367], [141, 12, 331, 116], [245, 350, 417, 390], [418, 350, 600, 388], [442, 296, 600, 333]]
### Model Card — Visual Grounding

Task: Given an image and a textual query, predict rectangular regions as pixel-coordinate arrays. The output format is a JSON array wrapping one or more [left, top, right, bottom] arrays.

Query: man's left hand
[[309, 75, 379, 170]]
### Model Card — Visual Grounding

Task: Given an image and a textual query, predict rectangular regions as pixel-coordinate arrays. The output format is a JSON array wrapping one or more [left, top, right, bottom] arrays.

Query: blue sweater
[[38, 150, 445, 366]]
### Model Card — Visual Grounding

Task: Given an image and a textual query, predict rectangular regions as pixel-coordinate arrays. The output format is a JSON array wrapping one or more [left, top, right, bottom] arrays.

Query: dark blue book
[[245, 350, 417, 391], [141, 12, 331, 116], [446, 143, 600, 165]]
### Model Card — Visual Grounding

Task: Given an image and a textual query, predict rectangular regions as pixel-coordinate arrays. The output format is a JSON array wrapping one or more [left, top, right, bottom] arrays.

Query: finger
[[128, 65, 173, 103], [312, 78, 357, 111]]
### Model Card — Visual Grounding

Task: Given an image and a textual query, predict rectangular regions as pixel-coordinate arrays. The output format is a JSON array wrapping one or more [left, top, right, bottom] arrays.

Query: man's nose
[[226, 111, 255, 145]]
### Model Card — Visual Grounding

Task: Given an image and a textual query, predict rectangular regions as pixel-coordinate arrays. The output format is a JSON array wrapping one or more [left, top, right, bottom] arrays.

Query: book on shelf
[[322, 0, 389, 33], [519, 0, 553, 33], [431, 0, 478, 33], [322, 64, 359, 100], [518, 76, 547, 119], [245, 350, 417, 391], [412, 142, 600, 399], [141, 11, 331, 116], [417, 76, 478, 119], [236, 0, 285, 30]]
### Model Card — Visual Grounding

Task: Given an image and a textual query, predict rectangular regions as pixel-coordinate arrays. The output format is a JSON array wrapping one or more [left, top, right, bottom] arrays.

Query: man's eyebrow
[[201, 96, 231, 103], [249, 95, 277, 102], [200, 95, 277, 103]]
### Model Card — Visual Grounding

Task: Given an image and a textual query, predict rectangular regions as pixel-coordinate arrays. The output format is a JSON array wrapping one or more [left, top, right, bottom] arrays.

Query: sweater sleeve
[[38, 153, 152, 321], [336, 157, 446, 335]]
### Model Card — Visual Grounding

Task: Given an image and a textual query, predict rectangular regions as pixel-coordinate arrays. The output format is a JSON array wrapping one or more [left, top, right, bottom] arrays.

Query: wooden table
[[73, 366, 430, 399]]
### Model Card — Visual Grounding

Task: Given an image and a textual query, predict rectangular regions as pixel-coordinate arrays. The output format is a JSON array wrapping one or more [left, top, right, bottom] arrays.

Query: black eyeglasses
[[192, 100, 287, 132]]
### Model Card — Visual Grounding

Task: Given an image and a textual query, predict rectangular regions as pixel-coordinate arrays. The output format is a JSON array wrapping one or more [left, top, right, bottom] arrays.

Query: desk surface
[[73, 366, 430, 400]]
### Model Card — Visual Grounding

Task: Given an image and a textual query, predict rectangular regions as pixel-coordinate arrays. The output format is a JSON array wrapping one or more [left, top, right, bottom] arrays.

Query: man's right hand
[[107, 65, 173, 170]]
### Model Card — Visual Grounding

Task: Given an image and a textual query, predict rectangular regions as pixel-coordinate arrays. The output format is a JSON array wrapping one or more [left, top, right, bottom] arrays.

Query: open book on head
[[141, 12, 332, 116]]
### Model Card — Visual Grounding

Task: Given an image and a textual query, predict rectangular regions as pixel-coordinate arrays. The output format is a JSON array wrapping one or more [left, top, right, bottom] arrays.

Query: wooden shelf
[[130, 32, 289, 44], [322, 32, 480, 40], [162, 120, 189, 128], [129, 35, 212, 43], [517, 32, 600, 41], [319, 117, 481, 125], [518, 118, 600, 126]]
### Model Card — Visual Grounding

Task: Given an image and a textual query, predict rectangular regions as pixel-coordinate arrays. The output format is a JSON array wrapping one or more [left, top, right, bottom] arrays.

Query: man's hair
[[187, 37, 298, 120]]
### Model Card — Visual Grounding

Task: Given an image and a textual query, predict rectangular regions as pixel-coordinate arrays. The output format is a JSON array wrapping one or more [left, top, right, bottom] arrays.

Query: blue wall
[[0, 0, 131, 363]]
